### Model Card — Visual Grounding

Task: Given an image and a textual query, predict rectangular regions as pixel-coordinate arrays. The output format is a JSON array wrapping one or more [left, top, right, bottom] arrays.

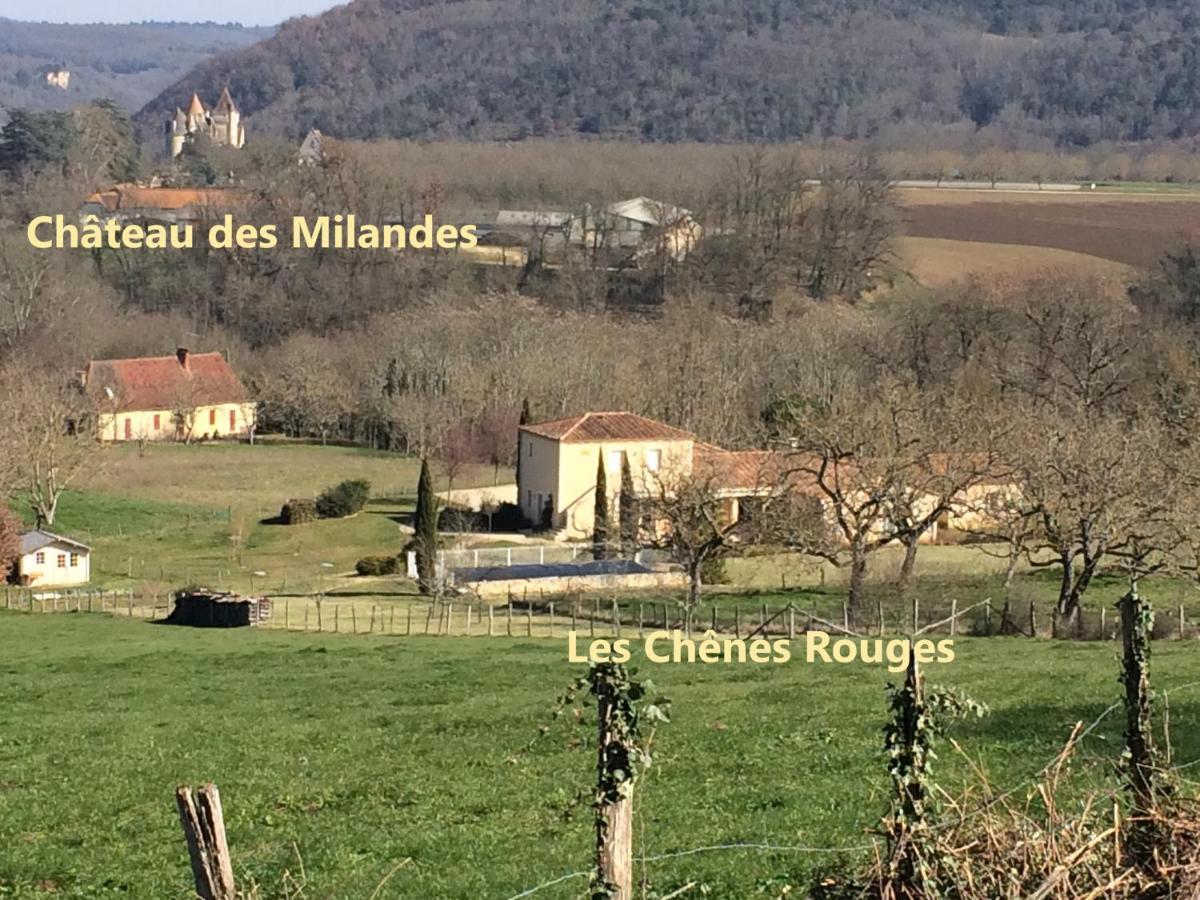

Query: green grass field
[[2, 613, 1199, 899], [19, 443, 508, 595]]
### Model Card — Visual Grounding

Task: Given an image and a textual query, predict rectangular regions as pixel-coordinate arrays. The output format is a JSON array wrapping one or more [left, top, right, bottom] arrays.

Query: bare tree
[[642, 452, 793, 621], [0, 367, 96, 527], [778, 379, 998, 613]]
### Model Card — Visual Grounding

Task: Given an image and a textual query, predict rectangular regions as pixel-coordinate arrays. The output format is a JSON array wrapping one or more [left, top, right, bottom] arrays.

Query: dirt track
[[899, 190, 1200, 268]]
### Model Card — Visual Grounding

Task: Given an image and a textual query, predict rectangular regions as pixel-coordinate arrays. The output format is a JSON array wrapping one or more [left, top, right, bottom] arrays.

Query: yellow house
[[518, 412, 697, 538], [15, 531, 91, 587], [83, 349, 257, 443], [517, 411, 1018, 545]]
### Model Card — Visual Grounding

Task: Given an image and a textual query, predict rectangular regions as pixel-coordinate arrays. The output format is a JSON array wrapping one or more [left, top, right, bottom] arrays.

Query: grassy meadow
[[2, 613, 1200, 898], [19, 442, 507, 596]]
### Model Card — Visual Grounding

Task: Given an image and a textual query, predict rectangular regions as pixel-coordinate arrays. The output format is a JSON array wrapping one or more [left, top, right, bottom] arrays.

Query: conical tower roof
[[186, 93, 206, 117], [214, 85, 238, 114]]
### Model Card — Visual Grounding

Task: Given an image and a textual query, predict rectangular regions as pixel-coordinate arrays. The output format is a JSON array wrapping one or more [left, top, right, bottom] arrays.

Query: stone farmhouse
[[82, 349, 257, 443], [517, 411, 1015, 543], [517, 412, 785, 540]]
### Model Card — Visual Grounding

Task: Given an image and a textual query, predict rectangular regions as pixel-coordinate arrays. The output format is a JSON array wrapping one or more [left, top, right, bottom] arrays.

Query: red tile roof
[[83, 185, 252, 214], [84, 352, 250, 413], [691, 445, 823, 495], [521, 412, 694, 443]]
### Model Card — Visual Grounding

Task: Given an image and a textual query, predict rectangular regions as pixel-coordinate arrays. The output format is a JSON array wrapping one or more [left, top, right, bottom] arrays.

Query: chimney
[[177, 348, 190, 369]]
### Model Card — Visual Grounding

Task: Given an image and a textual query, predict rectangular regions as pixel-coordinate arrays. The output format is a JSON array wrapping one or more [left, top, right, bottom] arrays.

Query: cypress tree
[[414, 457, 438, 593], [516, 398, 530, 513], [619, 452, 638, 556], [593, 451, 609, 560]]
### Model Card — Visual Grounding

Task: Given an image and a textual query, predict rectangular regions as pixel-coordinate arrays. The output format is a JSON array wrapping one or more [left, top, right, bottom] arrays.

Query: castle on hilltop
[[166, 87, 246, 159]]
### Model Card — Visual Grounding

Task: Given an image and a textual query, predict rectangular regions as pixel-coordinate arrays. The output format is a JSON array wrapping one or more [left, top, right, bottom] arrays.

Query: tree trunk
[[897, 533, 920, 584], [687, 560, 703, 614], [1055, 552, 1077, 620], [848, 543, 868, 614], [1003, 550, 1018, 589]]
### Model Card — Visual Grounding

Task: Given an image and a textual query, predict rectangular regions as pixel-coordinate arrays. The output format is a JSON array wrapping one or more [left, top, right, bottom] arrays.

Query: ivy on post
[[1117, 584, 1168, 868], [883, 641, 986, 896], [589, 663, 668, 900]]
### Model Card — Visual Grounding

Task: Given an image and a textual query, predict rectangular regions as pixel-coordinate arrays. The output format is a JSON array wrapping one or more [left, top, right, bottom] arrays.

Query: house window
[[526, 490, 533, 508], [153, 414, 161, 431], [70, 553, 80, 568], [527, 441, 533, 458], [646, 449, 661, 472], [209, 409, 217, 427], [124, 418, 132, 440], [229, 410, 237, 432], [57, 554, 67, 569], [609, 450, 622, 471], [35, 552, 45, 565]]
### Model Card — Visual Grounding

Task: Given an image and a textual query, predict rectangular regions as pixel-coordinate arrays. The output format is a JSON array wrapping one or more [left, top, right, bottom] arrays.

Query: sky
[[3, 0, 342, 27]]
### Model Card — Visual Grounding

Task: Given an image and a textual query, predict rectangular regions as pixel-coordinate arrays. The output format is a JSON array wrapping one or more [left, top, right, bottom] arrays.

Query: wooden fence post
[[910, 596, 919, 633], [949, 598, 958, 637], [1180, 605, 1186, 641], [175, 784, 236, 900], [527, 602, 533, 637], [507, 600, 513, 637], [1029, 600, 1037, 638], [488, 604, 494, 637], [593, 669, 634, 900], [878, 598, 885, 637]]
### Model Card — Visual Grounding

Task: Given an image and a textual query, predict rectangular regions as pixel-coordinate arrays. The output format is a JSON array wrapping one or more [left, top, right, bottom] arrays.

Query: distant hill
[[0, 19, 272, 120], [135, 0, 1200, 148]]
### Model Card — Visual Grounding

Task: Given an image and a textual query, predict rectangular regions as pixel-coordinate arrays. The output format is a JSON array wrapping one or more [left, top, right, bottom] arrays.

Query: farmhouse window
[[229, 410, 236, 432], [57, 554, 66, 569], [35, 552, 44, 565], [153, 414, 161, 430], [124, 418, 132, 440], [70, 553, 79, 567], [609, 450, 622, 471], [209, 409, 217, 426], [527, 442, 533, 458], [646, 449, 661, 471]]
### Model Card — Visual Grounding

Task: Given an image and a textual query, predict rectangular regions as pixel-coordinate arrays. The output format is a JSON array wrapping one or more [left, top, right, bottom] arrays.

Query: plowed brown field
[[899, 188, 1200, 269]]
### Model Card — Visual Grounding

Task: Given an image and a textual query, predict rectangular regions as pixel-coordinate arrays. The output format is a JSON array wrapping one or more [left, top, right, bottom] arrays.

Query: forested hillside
[[137, 0, 1200, 147], [0, 19, 270, 120]]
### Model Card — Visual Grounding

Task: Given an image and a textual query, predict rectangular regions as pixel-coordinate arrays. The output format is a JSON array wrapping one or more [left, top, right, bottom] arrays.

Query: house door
[[123, 418, 132, 440]]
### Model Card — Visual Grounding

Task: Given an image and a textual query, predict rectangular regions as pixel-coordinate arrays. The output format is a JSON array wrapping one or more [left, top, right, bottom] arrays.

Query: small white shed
[[15, 531, 92, 587]]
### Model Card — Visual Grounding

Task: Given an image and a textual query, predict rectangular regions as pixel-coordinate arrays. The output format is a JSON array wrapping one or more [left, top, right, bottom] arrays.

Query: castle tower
[[166, 88, 247, 158], [167, 108, 189, 158], [212, 86, 245, 149]]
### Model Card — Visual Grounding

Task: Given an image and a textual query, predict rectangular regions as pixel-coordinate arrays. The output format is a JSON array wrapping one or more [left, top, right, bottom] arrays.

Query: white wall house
[[15, 531, 92, 587]]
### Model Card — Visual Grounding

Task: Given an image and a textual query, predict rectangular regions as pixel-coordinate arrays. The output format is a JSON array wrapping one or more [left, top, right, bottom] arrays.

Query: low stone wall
[[437, 484, 518, 511], [460, 570, 687, 598]]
